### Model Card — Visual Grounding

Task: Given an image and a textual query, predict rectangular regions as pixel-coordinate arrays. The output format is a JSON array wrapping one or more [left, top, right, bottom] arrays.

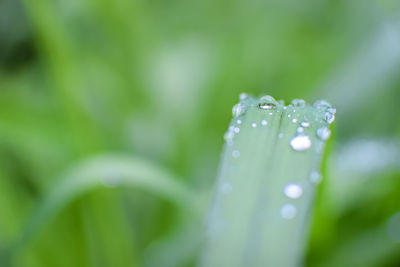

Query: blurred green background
[[1, 0, 400, 266]]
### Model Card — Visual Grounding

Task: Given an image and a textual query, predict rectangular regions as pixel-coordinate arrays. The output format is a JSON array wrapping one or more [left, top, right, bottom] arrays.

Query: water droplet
[[224, 130, 234, 146], [324, 112, 335, 124], [221, 182, 233, 194], [239, 93, 248, 100], [258, 95, 277, 110], [283, 106, 288, 110], [283, 183, 303, 199], [269, 112, 273, 115], [313, 100, 332, 111], [291, 118, 298, 123], [237, 119, 242, 125], [291, 99, 306, 108], [309, 171, 322, 184], [290, 135, 312, 151], [232, 150, 240, 158], [327, 107, 336, 115], [232, 103, 246, 117], [288, 114, 291, 118], [261, 120, 268, 126], [278, 133, 284, 138], [251, 122, 257, 128], [297, 127, 304, 133], [234, 127, 240, 134], [301, 121, 310, 128], [281, 204, 297, 219], [278, 100, 285, 105], [316, 127, 331, 140]]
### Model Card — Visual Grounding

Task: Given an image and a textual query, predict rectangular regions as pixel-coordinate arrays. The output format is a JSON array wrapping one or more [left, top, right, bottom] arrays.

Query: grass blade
[[201, 95, 335, 267], [10, 154, 198, 256]]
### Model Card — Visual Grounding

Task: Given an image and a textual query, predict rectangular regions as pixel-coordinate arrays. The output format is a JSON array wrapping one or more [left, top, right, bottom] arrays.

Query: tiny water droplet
[[269, 112, 273, 115], [309, 171, 322, 184], [239, 93, 248, 100], [297, 127, 304, 133], [232, 103, 246, 117], [234, 127, 240, 134], [316, 126, 331, 140], [278, 100, 285, 105], [258, 95, 277, 110], [283, 106, 288, 110], [281, 204, 297, 219], [221, 182, 233, 194], [301, 121, 310, 128], [291, 99, 306, 108], [288, 114, 291, 118], [237, 119, 242, 125], [290, 135, 312, 151], [278, 133, 284, 138], [261, 120, 268, 126], [232, 150, 240, 158], [251, 122, 257, 128], [284, 183, 303, 199], [291, 118, 298, 123], [324, 112, 335, 124]]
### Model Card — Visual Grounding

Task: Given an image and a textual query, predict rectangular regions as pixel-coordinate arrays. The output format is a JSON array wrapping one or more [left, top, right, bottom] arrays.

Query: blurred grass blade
[[13, 155, 198, 253], [200, 95, 335, 267]]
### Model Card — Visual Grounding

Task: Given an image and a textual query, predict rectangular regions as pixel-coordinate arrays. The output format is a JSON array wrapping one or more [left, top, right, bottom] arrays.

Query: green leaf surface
[[201, 95, 335, 267]]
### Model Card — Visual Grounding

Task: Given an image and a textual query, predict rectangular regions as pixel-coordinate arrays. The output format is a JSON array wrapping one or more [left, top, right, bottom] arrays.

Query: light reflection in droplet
[[283, 183, 303, 199]]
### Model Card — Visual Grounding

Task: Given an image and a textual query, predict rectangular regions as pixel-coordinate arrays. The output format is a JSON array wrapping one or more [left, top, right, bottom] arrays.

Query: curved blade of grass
[[10, 154, 198, 255], [201, 95, 335, 267]]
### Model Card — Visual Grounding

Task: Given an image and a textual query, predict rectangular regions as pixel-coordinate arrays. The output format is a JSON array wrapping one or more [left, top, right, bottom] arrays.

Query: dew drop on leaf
[[290, 135, 312, 151], [301, 121, 310, 128], [316, 126, 331, 140], [283, 183, 303, 199], [280, 204, 297, 220], [291, 99, 306, 108], [232, 103, 246, 117], [258, 95, 277, 110]]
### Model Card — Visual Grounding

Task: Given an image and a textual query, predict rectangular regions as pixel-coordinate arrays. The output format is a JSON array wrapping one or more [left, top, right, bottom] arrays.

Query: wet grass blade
[[201, 95, 335, 267]]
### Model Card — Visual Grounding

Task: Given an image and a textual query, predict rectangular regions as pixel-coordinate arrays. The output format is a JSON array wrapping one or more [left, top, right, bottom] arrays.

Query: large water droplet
[[291, 99, 306, 108], [290, 135, 312, 151], [281, 204, 297, 219], [316, 126, 331, 140], [232, 103, 246, 117], [283, 183, 303, 199], [309, 171, 322, 184], [258, 95, 277, 110]]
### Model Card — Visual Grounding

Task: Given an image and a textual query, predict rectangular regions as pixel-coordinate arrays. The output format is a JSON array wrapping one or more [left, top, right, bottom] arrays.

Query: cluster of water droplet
[[225, 94, 334, 219]]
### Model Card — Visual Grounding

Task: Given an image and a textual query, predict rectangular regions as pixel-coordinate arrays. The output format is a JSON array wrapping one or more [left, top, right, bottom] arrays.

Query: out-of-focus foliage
[[0, 0, 399, 266]]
